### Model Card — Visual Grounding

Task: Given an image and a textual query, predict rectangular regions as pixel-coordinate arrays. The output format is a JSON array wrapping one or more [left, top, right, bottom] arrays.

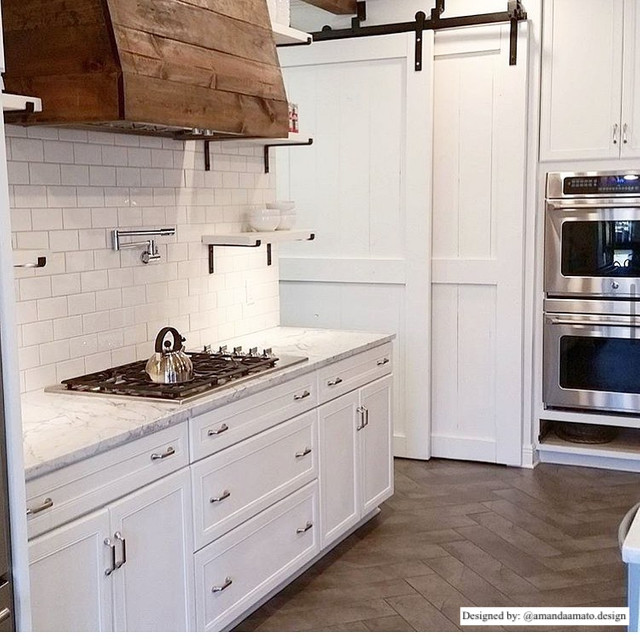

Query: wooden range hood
[[2, 0, 290, 139]]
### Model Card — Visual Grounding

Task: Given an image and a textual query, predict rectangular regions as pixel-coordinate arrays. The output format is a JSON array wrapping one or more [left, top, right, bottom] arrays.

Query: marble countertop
[[22, 326, 394, 481], [622, 504, 640, 564]]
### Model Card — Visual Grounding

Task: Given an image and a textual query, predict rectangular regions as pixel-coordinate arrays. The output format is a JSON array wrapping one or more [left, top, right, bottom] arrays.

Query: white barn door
[[276, 34, 434, 460], [430, 25, 528, 466]]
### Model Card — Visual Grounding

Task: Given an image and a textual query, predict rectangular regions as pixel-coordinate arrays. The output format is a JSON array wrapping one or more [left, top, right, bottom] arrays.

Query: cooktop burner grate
[[57, 351, 287, 401]]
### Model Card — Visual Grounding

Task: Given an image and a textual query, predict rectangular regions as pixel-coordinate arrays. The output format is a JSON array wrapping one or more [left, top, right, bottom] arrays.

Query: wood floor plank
[[233, 459, 634, 633]]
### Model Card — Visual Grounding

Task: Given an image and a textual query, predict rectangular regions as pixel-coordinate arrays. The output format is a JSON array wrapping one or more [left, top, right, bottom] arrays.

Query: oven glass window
[[560, 335, 640, 394], [561, 220, 640, 276]]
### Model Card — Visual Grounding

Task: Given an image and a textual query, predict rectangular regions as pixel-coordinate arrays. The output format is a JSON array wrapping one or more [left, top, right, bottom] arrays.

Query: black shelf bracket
[[263, 138, 314, 173], [312, 0, 527, 70], [206, 233, 315, 273]]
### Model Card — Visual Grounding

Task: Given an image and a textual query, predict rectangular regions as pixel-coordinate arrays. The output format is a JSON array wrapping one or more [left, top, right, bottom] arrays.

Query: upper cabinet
[[540, 0, 634, 161], [2, 0, 289, 139]]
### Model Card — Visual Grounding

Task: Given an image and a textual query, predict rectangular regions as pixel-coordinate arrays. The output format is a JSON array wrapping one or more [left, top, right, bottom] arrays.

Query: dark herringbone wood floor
[[234, 458, 639, 632]]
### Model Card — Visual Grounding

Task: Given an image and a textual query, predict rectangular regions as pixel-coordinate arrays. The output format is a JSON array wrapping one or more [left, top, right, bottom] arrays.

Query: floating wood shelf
[[202, 229, 315, 273], [272, 23, 312, 45], [2, 93, 42, 114]]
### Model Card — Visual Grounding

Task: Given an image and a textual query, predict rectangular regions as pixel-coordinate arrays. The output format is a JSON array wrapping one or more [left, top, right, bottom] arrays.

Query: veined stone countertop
[[21, 327, 394, 481]]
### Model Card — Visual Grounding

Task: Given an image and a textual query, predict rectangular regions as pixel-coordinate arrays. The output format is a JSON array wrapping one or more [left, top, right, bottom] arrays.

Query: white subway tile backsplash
[[9, 128, 279, 391], [49, 230, 79, 252], [44, 140, 75, 164], [32, 208, 63, 231]]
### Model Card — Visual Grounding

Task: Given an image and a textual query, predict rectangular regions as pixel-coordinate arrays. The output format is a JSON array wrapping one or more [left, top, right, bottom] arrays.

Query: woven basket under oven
[[554, 422, 617, 444]]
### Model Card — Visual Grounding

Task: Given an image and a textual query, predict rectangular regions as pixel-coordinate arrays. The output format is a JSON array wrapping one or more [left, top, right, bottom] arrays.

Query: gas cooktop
[[45, 347, 308, 404]]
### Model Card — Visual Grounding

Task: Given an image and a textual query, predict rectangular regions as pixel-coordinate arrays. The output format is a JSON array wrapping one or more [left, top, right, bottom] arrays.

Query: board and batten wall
[[7, 127, 280, 393], [276, 33, 433, 460], [283, 0, 533, 465]]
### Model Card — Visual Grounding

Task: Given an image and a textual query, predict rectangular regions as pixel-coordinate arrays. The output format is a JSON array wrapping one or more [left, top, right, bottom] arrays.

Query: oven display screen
[[564, 174, 640, 195]]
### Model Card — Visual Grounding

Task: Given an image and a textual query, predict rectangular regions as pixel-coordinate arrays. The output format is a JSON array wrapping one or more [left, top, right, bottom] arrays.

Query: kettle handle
[[154, 327, 184, 354]]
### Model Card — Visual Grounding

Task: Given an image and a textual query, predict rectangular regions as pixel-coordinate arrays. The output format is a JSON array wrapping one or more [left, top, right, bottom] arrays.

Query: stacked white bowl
[[247, 206, 280, 232], [267, 201, 296, 230]]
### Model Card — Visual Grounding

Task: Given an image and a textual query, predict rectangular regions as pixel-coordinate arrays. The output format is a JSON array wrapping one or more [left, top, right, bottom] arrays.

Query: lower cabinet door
[[318, 391, 360, 548], [195, 481, 319, 632], [360, 375, 394, 515], [110, 468, 195, 632], [29, 508, 113, 632]]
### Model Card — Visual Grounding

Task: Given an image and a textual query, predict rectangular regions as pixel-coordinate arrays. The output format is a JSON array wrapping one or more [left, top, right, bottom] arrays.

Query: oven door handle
[[549, 317, 640, 328], [547, 200, 640, 210]]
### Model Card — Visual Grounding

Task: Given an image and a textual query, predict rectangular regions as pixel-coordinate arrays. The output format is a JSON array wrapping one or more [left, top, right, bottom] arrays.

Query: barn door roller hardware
[[311, 0, 527, 70]]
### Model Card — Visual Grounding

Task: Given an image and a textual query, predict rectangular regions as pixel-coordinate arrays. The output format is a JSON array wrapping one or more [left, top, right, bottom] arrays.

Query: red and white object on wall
[[288, 103, 299, 133]]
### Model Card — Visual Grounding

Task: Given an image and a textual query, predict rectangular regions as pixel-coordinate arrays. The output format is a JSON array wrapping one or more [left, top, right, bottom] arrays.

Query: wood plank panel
[[106, 0, 277, 66], [123, 73, 288, 137], [2, 0, 104, 31], [176, 0, 271, 25], [116, 28, 285, 101], [301, 0, 357, 14]]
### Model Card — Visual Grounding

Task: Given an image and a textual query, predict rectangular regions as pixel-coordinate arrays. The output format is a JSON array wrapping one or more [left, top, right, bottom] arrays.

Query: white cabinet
[[539, 0, 640, 161], [318, 375, 393, 548], [29, 469, 194, 632], [29, 509, 113, 632]]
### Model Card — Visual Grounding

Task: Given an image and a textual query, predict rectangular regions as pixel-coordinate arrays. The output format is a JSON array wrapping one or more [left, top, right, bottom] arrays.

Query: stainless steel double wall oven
[[544, 170, 640, 414]]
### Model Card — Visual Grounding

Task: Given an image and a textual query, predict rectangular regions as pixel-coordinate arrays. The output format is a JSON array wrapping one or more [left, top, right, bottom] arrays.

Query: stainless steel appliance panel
[[544, 311, 640, 413]]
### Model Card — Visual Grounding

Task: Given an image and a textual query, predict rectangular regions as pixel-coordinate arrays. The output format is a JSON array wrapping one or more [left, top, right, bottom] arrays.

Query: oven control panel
[[562, 174, 640, 195]]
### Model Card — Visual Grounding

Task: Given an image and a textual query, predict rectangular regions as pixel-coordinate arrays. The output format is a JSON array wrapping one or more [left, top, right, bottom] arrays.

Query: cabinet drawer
[[192, 412, 317, 550], [26, 422, 189, 539], [195, 481, 319, 632], [0, 580, 14, 632], [190, 372, 317, 462], [318, 343, 392, 405]]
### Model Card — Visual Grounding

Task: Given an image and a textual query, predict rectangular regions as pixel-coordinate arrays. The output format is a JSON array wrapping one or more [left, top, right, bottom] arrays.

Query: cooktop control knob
[[611, 281, 620, 290]]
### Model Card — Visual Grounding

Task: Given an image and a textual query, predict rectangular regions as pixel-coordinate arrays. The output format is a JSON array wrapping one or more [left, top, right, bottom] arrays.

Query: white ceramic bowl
[[276, 212, 297, 230], [248, 208, 280, 232], [267, 201, 296, 212]]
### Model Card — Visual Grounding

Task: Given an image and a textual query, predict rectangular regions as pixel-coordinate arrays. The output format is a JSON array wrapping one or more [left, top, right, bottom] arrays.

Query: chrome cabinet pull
[[327, 377, 343, 387], [613, 123, 619, 144], [363, 407, 369, 427], [211, 577, 233, 593], [296, 521, 313, 534], [0, 608, 11, 624], [14, 256, 46, 269], [114, 531, 127, 569], [293, 390, 310, 401], [210, 490, 231, 503], [150, 446, 175, 461], [26, 497, 53, 516], [623, 123, 629, 144], [295, 447, 312, 458], [208, 423, 229, 436], [104, 538, 117, 576], [356, 407, 366, 430], [377, 357, 390, 366]]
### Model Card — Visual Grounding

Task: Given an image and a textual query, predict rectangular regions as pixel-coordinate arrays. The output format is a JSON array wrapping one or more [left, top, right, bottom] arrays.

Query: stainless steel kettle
[[145, 327, 194, 384]]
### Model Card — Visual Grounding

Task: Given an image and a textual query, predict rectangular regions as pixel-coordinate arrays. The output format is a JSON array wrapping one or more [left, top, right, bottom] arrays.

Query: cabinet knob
[[211, 577, 233, 593]]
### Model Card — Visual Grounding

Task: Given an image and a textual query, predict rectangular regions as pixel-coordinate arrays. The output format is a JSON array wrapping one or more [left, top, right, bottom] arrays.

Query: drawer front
[[318, 343, 392, 405], [192, 412, 317, 550], [190, 372, 317, 462], [195, 481, 319, 632], [26, 422, 189, 538]]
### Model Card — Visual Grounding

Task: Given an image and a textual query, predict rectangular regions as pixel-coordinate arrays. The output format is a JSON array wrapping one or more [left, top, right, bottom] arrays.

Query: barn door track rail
[[310, 0, 528, 70]]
